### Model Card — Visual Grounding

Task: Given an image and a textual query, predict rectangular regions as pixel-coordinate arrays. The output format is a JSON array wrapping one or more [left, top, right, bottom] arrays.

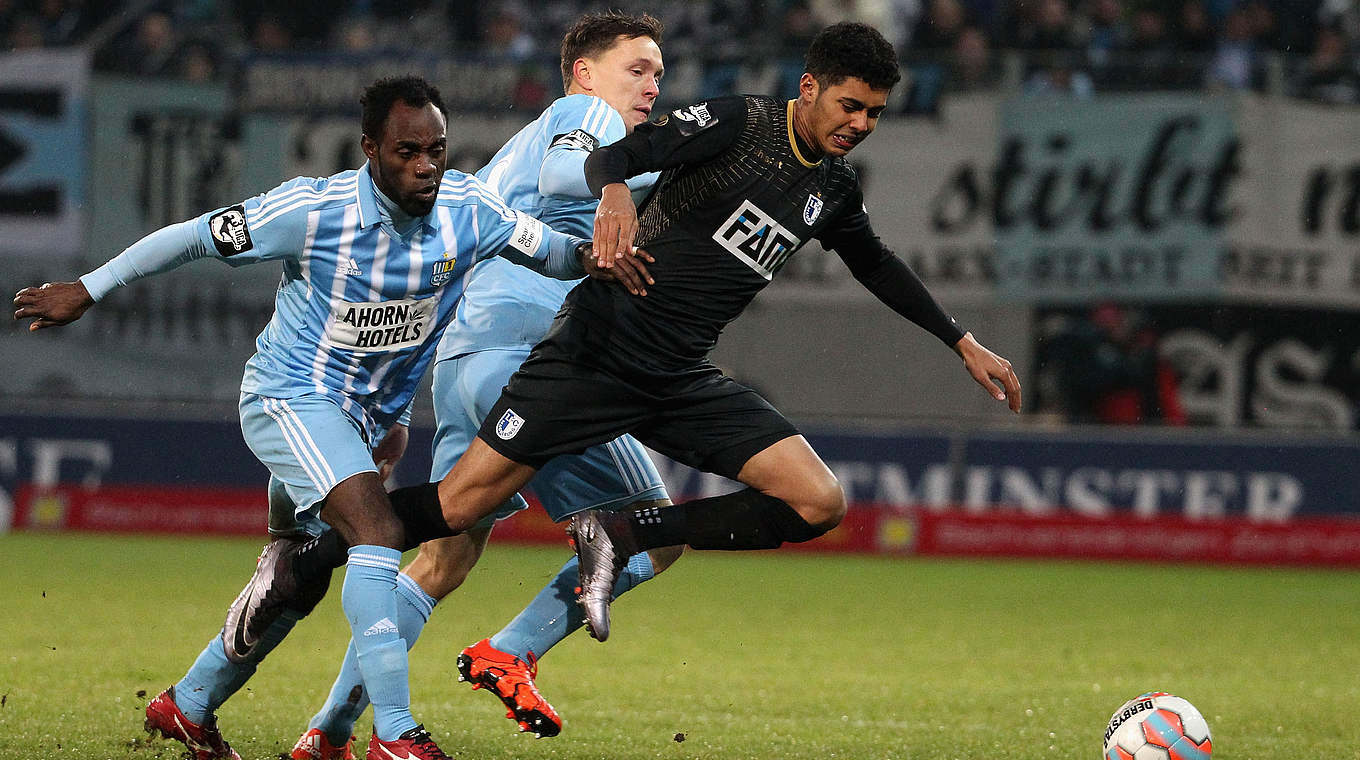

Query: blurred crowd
[[3, 0, 1359, 104]]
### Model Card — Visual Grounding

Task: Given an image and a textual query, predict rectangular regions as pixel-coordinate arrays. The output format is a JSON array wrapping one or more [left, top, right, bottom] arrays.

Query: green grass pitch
[[1, 531, 1358, 759]]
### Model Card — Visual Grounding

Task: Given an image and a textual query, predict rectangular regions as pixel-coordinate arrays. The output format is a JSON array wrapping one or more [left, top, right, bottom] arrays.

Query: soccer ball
[[1102, 692, 1212, 760]]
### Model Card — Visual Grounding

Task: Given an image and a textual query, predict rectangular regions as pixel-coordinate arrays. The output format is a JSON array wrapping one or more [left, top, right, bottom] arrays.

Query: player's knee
[[797, 476, 846, 532], [438, 505, 479, 534], [325, 505, 405, 549], [363, 513, 406, 549]]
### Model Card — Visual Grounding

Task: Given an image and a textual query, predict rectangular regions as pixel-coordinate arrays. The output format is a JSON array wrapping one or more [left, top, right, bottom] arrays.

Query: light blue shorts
[[240, 392, 378, 537], [432, 348, 668, 530]]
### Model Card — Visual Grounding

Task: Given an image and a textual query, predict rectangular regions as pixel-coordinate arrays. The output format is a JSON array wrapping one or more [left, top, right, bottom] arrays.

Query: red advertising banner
[[902, 509, 1360, 567], [13, 484, 266, 536], [15, 485, 1360, 568]]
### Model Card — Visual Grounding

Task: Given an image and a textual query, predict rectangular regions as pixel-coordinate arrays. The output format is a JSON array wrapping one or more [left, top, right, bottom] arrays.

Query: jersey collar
[[356, 163, 384, 229], [786, 100, 822, 169], [356, 162, 437, 239]]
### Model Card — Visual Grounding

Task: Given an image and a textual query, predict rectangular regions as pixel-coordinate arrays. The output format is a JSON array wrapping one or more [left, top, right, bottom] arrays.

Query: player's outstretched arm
[[12, 281, 95, 331], [954, 332, 1023, 413], [14, 219, 223, 332]]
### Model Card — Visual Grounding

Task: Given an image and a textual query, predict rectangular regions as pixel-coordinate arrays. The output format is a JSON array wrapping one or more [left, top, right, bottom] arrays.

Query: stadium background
[[2, 0, 1359, 565]]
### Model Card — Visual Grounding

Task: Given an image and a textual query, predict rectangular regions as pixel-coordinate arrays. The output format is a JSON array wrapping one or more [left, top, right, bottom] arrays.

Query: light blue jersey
[[423, 93, 667, 519], [83, 163, 583, 442], [437, 94, 658, 360]]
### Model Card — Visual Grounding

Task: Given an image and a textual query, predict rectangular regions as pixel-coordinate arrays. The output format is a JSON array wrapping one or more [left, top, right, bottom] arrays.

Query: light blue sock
[[174, 611, 301, 724], [311, 572, 436, 745], [343, 545, 417, 741], [491, 551, 654, 661]]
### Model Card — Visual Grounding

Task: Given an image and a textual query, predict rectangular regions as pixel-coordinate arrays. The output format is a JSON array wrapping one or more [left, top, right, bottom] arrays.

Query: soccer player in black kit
[[247, 22, 1022, 651], [431, 21, 1023, 640]]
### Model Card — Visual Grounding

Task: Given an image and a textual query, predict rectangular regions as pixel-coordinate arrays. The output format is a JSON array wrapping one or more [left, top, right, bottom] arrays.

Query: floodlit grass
[[1, 531, 1358, 759]]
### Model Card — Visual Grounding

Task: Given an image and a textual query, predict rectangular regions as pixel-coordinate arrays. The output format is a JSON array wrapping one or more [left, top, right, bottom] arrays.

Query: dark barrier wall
[[2, 414, 1356, 565]]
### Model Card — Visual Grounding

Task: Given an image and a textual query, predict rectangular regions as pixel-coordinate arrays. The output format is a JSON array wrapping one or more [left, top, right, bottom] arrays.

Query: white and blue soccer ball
[[1102, 692, 1212, 760]]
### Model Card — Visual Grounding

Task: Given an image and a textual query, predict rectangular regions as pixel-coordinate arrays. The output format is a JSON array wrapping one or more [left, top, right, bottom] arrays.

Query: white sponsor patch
[[508, 211, 545, 257], [712, 199, 802, 279], [495, 409, 524, 440], [327, 296, 436, 354]]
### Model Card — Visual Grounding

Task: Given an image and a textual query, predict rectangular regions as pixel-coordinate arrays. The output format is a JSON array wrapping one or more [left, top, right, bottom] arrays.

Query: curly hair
[[803, 22, 901, 91], [559, 11, 663, 94], [360, 75, 448, 141]]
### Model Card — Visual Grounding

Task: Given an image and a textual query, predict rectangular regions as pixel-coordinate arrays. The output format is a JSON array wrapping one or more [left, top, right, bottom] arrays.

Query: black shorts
[[476, 316, 799, 480]]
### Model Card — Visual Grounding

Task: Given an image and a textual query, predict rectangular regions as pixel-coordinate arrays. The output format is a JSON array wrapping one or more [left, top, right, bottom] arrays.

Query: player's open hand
[[592, 182, 639, 269], [954, 332, 1023, 413], [584, 245, 654, 296], [12, 281, 95, 331]]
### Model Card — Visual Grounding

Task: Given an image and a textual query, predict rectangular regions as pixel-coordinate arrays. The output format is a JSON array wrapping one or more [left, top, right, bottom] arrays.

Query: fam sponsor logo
[[712, 199, 801, 279]]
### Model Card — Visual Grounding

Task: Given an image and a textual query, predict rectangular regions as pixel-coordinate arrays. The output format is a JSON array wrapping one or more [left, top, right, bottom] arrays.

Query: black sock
[[288, 482, 456, 582], [387, 482, 457, 548], [626, 488, 827, 551], [292, 530, 350, 583]]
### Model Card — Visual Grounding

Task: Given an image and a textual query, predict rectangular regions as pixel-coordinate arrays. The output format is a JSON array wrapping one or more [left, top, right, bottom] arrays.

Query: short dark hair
[[559, 11, 663, 94], [803, 22, 901, 91], [360, 75, 448, 141]]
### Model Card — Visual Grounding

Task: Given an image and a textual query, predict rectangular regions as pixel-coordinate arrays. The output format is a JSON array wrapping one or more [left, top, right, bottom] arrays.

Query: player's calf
[[222, 536, 331, 664]]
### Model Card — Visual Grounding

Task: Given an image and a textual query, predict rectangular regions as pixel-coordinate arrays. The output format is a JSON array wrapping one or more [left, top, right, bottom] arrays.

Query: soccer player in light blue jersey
[[288, 14, 677, 757], [13, 76, 607, 760]]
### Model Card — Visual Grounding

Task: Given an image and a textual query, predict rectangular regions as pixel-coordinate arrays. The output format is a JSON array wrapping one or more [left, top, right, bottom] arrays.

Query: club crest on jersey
[[430, 252, 457, 286], [495, 409, 525, 440], [803, 195, 823, 225], [208, 205, 253, 257], [712, 199, 802, 280]]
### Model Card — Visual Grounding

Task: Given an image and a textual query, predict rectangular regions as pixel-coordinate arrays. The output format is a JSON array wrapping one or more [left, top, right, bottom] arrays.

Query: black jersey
[[578, 94, 963, 372]]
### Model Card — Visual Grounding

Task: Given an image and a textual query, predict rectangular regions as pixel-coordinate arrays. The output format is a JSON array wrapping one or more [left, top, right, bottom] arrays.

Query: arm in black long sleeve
[[819, 191, 965, 348], [585, 95, 748, 197]]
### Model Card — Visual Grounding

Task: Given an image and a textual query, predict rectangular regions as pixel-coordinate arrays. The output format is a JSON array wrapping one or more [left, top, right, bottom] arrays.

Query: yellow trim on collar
[[787, 99, 821, 168]]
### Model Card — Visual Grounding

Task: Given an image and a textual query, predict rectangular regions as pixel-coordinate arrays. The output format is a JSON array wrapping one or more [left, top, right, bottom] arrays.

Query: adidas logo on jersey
[[363, 617, 399, 636], [338, 258, 362, 276]]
